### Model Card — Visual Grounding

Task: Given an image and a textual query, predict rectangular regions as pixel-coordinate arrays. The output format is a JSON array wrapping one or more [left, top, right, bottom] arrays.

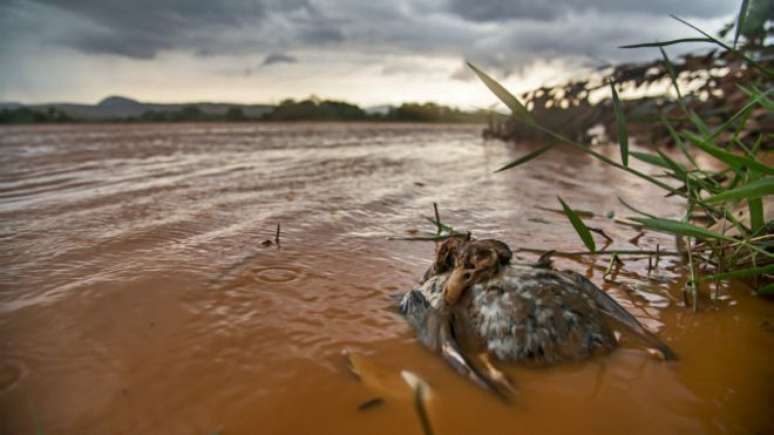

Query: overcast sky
[[0, 0, 738, 107]]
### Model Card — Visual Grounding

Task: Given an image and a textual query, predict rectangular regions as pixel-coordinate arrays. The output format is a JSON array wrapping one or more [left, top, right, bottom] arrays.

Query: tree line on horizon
[[0, 98, 491, 124]]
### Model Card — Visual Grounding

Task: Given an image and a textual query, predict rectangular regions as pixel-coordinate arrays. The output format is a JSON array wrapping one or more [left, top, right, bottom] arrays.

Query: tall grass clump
[[470, 1, 773, 308]]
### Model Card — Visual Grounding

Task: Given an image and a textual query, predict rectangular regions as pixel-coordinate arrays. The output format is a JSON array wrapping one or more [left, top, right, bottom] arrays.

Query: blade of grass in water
[[631, 151, 670, 169], [467, 62, 532, 121], [683, 131, 774, 175], [495, 144, 553, 173], [610, 81, 629, 166], [705, 176, 774, 203], [630, 217, 735, 242], [558, 196, 596, 252], [618, 196, 659, 219], [701, 264, 774, 281], [758, 283, 774, 295], [748, 173, 764, 232]]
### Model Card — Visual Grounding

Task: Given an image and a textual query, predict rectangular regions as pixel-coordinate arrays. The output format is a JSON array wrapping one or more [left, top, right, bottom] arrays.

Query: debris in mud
[[343, 350, 435, 435], [357, 397, 385, 411]]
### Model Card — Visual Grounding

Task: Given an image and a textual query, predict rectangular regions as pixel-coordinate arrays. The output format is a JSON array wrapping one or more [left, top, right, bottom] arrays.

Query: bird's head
[[443, 239, 512, 306]]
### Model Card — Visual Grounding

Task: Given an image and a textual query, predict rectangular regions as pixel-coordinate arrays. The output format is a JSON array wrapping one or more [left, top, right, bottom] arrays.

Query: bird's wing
[[566, 271, 678, 360]]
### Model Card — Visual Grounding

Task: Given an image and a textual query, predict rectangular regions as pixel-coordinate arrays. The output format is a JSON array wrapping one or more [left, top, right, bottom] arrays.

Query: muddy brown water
[[1, 123, 772, 435]]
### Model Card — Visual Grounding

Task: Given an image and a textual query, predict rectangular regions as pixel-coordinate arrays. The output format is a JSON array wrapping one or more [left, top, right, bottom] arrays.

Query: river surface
[[0, 123, 772, 435]]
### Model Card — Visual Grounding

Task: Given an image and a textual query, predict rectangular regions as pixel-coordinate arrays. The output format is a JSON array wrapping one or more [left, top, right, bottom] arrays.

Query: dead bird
[[400, 237, 677, 397]]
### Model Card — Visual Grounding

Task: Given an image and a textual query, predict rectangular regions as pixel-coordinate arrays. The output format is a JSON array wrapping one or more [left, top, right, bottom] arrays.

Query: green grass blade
[[705, 176, 774, 203], [630, 217, 735, 242], [631, 151, 670, 169], [710, 87, 773, 140], [659, 47, 683, 101], [661, 115, 698, 167], [630, 150, 689, 186], [749, 196, 763, 232], [683, 131, 774, 175], [738, 85, 774, 111], [759, 283, 774, 295], [619, 38, 712, 48], [734, 0, 750, 48], [609, 81, 629, 166], [669, 14, 773, 77], [701, 264, 774, 281], [618, 196, 658, 219], [748, 169, 764, 232], [558, 196, 596, 252], [467, 62, 532, 121], [494, 144, 553, 173], [656, 150, 688, 180], [689, 111, 711, 136]]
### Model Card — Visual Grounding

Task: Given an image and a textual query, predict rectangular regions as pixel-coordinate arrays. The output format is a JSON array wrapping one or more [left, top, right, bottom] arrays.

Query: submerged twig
[[388, 232, 469, 241], [413, 383, 435, 435], [603, 254, 624, 280], [433, 202, 441, 235], [358, 398, 385, 411], [275, 223, 281, 245], [516, 247, 681, 257]]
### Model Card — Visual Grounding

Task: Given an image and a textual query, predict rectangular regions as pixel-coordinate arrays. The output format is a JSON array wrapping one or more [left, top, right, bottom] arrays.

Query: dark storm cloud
[[446, 0, 737, 22], [262, 52, 298, 66], [1, 0, 739, 74], [7, 0, 305, 58]]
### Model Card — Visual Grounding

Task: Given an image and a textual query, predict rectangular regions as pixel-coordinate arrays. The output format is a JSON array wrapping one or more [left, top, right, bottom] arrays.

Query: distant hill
[[5, 96, 275, 121]]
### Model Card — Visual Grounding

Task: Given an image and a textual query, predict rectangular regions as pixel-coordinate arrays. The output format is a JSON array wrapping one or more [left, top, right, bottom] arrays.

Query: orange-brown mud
[[0, 123, 772, 435]]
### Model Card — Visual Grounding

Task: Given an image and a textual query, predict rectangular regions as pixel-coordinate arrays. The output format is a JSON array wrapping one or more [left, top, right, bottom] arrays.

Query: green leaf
[[558, 197, 596, 252], [494, 144, 553, 173], [734, 0, 750, 48], [759, 283, 774, 295], [702, 264, 774, 281], [619, 37, 712, 49], [683, 131, 774, 175], [467, 62, 532, 121], [609, 81, 629, 166], [705, 176, 774, 203], [630, 217, 735, 242]]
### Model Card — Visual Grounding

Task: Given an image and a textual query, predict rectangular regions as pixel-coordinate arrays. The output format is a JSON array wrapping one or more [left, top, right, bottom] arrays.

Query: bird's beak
[[443, 268, 474, 305], [443, 249, 499, 306]]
